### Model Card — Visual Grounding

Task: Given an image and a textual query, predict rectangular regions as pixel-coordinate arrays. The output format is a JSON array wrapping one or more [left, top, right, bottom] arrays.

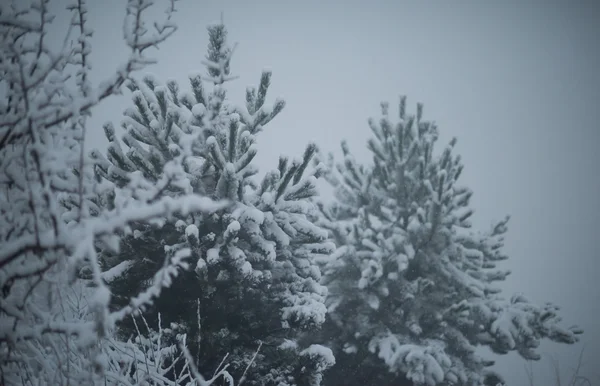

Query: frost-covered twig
[[0, 1, 239, 385], [238, 340, 262, 386], [0, 0, 178, 149], [523, 348, 593, 386]]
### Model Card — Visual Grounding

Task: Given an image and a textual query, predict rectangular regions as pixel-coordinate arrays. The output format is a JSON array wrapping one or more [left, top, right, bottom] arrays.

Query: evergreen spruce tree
[[90, 23, 335, 384], [314, 98, 582, 386]]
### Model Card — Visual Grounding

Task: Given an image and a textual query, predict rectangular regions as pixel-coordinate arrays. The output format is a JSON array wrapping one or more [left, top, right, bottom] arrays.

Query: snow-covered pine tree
[[91, 23, 335, 384], [314, 97, 582, 386]]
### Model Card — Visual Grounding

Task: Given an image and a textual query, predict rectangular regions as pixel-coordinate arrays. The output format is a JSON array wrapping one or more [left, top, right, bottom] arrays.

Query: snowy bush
[[0, 0, 235, 384]]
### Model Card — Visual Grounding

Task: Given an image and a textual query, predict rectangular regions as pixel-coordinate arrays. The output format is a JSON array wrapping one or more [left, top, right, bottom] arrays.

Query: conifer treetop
[[317, 96, 582, 386], [89, 22, 335, 384]]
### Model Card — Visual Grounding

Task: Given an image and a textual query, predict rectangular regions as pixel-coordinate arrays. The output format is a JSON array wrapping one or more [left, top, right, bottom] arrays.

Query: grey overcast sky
[[54, 0, 600, 384]]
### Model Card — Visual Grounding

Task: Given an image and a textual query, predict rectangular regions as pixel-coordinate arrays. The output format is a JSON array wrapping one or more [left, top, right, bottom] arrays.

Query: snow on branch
[[0, 0, 178, 149], [0, 0, 242, 384]]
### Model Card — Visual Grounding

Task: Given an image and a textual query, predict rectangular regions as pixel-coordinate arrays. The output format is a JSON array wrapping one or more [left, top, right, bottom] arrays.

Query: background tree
[[313, 97, 582, 386], [91, 23, 335, 385]]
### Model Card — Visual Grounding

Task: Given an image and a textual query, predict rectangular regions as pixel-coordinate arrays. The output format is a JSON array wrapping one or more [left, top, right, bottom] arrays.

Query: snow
[[367, 294, 380, 310], [279, 339, 298, 350], [358, 278, 368, 289], [407, 216, 421, 233], [241, 261, 252, 275], [92, 285, 111, 307], [258, 104, 273, 117], [101, 260, 134, 283], [227, 220, 241, 233], [196, 257, 207, 272], [370, 335, 448, 386], [300, 344, 336, 368], [191, 103, 206, 117], [185, 224, 199, 239], [395, 253, 409, 272], [206, 136, 217, 146], [149, 119, 160, 130], [206, 247, 221, 264], [379, 286, 389, 297], [404, 242, 415, 260], [281, 294, 328, 328], [263, 213, 290, 246], [409, 323, 423, 336], [241, 206, 265, 224], [86, 195, 228, 238]]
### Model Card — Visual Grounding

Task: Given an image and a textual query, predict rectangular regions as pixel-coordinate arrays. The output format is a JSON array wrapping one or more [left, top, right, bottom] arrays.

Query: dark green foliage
[[90, 24, 334, 385]]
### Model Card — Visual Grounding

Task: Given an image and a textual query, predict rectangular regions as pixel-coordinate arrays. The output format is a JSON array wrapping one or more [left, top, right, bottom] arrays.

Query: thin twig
[[238, 341, 262, 386]]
